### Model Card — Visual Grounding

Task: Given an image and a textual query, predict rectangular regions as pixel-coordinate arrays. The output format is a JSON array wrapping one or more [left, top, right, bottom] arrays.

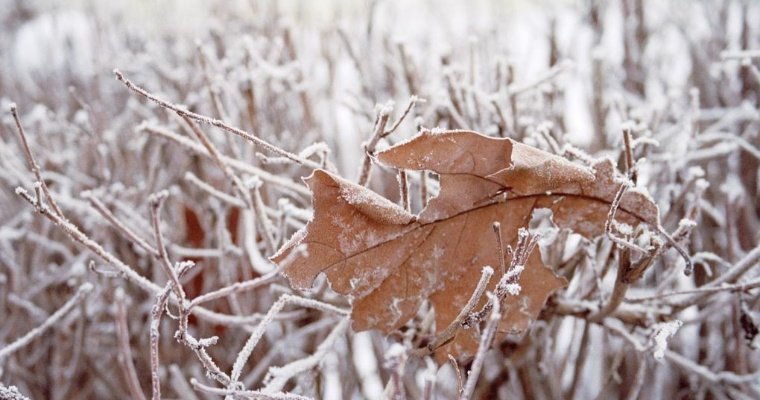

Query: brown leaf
[[272, 130, 660, 359]]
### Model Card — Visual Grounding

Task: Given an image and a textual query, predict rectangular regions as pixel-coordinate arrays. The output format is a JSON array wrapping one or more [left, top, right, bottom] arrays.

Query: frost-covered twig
[[191, 378, 312, 400], [358, 103, 392, 186], [464, 226, 536, 327], [229, 294, 350, 386], [15, 187, 161, 294], [460, 293, 501, 400], [114, 288, 148, 400], [148, 191, 187, 315], [9, 103, 64, 217], [412, 265, 493, 356], [182, 116, 252, 208], [188, 268, 281, 309], [114, 70, 321, 169], [263, 318, 349, 393], [149, 284, 172, 400], [672, 244, 760, 309], [628, 275, 760, 303], [0, 282, 93, 360], [83, 192, 159, 256], [141, 124, 310, 196]]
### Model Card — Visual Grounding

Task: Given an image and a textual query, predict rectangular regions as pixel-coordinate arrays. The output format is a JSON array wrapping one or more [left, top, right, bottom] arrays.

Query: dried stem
[[114, 288, 148, 400], [460, 293, 501, 400], [357, 106, 392, 186], [465, 227, 537, 327], [148, 191, 186, 308], [182, 116, 253, 208], [0, 283, 93, 360], [15, 187, 161, 294], [149, 284, 172, 400], [622, 125, 638, 184], [229, 294, 350, 385], [83, 192, 159, 256], [412, 266, 494, 356], [398, 170, 410, 212], [141, 124, 309, 196], [9, 104, 64, 217], [114, 70, 321, 169], [190, 378, 310, 400]]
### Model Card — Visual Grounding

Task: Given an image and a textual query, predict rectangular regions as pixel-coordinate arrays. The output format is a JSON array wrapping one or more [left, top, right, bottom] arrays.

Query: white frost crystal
[[652, 320, 683, 361]]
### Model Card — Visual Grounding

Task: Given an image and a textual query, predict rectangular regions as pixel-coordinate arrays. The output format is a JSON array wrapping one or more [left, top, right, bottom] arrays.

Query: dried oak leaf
[[272, 130, 659, 359]]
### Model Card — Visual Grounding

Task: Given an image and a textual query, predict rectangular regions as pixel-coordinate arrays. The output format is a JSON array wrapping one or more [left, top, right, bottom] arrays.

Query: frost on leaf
[[272, 130, 660, 360]]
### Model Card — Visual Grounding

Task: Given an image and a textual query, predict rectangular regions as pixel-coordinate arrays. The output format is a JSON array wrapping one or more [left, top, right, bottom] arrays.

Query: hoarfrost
[[652, 320, 683, 361]]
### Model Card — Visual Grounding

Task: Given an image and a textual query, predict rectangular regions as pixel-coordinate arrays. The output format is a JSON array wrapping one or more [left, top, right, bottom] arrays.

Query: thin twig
[[114, 70, 321, 169], [357, 105, 392, 186], [0, 283, 93, 360], [460, 293, 501, 400], [263, 318, 349, 392], [15, 187, 161, 294], [182, 116, 253, 208], [671, 244, 760, 310], [622, 125, 637, 184], [189, 268, 281, 309], [9, 103, 64, 217], [465, 227, 537, 327], [411, 266, 494, 356], [148, 191, 186, 308], [191, 378, 311, 400], [149, 284, 172, 400], [141, 124, 309, 196], [398, 170, 410, 212], [384, 96, 419, 137], [83, 192, 159, 256], [229, 294, 350, 385], [114, 288, 148, 400]]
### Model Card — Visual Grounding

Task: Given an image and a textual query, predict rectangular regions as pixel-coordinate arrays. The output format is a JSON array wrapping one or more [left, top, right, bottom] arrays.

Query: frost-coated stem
[[0, 282, 93, 360], [460, 294, 501, 400], [251, 178, 277, 255], [189, 268, 281, 309], [191, 379, 311, 399], [115, 288, 148, 400], [671, 244, 760, 310], [16, 187, 161, 293], [590, 246, 631, 323], [149, 285, 173, 400], [114, 70, 321, 170], [567, 321, 591, 399], [628, 274, 760, 303], [229, 294, 349, 385], [148, 191, 187, 310], [656, 225, 694, 276], [184, 171, 246, 207], [84, 193, 159, 256], [622, 126, 637, 184], [384, 96, 419, 136], [142, 124, 310, 196], [605, 183, 647, 254], [464, 228, 536, 327], [263, 318, 349, 392], [9, 103, 65, 217], [413, 266, 493, 356], [398, 170, 410, 212], [182, 116, 253, 208], [625, 355, 647, 400], [358, 106, 391, 187]]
